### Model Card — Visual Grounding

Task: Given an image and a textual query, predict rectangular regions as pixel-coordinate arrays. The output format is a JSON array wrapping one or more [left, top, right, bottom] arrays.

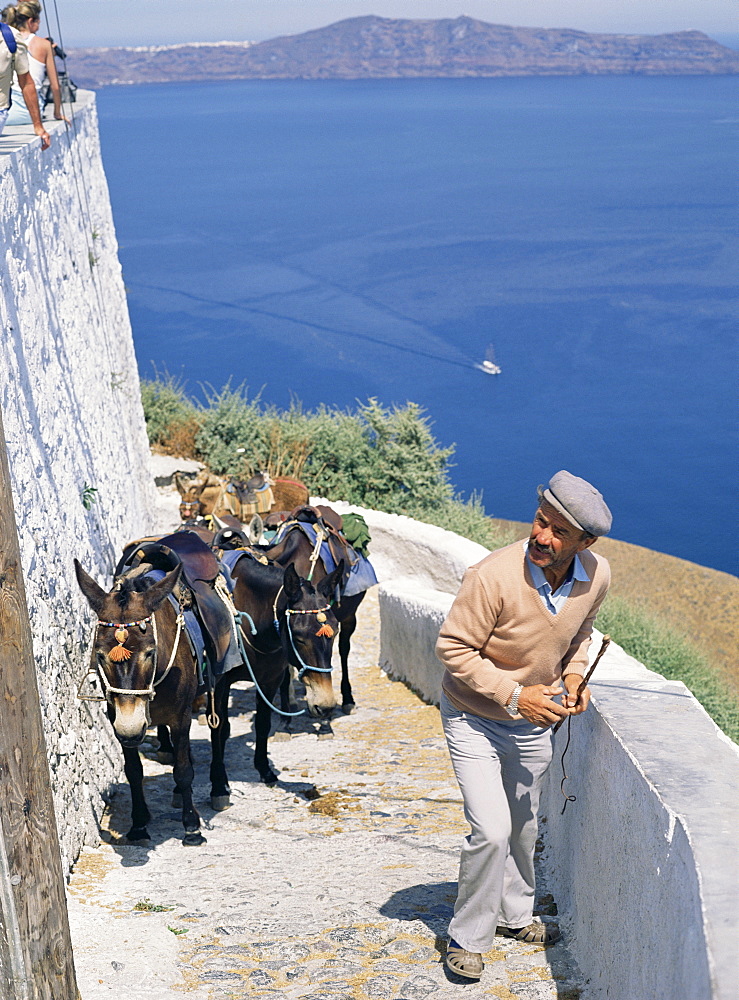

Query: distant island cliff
[[68, 16, 739, 87]]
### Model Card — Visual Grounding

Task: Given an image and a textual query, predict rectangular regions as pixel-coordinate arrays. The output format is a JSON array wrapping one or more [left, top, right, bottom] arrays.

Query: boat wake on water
[[128, 280, 497, 378], [475, 344, 502, 375]]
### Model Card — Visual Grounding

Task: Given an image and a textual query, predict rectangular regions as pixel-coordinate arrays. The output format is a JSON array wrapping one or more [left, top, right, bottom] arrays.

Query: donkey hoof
[[171, 792, 183, 809], [342, 702, 355, 715], [156, 751, 175, 766], [260, 770, 278, 786], [210, 795, 231, 812], [182, 831, 206, 847], [126, 826, 151, 843]]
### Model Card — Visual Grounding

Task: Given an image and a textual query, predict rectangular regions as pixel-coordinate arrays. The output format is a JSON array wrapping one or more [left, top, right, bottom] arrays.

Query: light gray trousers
[[441, 690, 554, 953]]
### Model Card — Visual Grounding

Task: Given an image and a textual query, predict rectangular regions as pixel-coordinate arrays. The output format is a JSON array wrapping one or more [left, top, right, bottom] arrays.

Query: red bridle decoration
[[98, 616, 152, 662]]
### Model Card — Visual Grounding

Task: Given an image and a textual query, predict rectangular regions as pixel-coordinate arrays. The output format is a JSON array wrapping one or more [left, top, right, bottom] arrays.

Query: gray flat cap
[[538, 470, 612, 536]]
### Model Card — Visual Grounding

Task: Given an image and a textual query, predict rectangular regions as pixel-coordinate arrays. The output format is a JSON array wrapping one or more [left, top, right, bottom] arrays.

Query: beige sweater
[[437, 539, 610, 721]]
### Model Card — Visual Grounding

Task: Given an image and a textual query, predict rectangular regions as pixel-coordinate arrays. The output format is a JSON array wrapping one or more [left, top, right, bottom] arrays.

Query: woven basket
[[271, 478, 309, 513]]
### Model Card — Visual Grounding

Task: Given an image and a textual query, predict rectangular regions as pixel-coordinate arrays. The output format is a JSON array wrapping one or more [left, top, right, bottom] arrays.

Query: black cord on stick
[[557, 634, 611, 813]]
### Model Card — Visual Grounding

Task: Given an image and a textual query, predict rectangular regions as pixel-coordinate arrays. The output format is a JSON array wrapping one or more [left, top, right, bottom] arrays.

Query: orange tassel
[[109, 644, 132, 662], [316, 623, 334, 638]]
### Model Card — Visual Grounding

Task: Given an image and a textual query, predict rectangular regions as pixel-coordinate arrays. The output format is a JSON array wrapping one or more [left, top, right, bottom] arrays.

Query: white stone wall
[[541, 644, 738, 1000], [346, 500, 739, 1000], [0, 94, 157, 872]]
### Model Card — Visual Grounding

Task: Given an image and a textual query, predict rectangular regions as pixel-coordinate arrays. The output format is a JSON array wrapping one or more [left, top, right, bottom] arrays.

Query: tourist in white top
[[2, 1, 68, 127]]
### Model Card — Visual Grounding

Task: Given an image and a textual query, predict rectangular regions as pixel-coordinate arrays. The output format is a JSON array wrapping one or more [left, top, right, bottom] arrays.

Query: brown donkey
[[75, 560, 206, 846]]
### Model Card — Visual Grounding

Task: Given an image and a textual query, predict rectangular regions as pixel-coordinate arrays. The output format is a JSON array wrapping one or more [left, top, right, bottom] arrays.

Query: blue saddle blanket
[[218, 549, 243, 592], [294, 523, 378, 598], [147, 569, 241, 678]]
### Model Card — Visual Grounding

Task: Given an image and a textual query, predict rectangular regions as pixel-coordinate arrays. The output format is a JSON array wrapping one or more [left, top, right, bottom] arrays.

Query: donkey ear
[[283, 563, 303, 604], [318, 559, 344, 601], [142, 564, 183, 614], [74, 559, 109, 614]]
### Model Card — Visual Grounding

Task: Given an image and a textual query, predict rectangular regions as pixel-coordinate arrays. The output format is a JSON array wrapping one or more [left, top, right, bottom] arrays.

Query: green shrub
[[194, 385, 268, 473], [140, 374, 198, 448], [140, 376, 517, 548], [303, 398, 455, 515], [597, 595, 739, 743]]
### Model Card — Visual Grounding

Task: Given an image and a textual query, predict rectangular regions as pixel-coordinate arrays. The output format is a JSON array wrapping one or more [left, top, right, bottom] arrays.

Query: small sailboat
[[476, 343, 502, 375]]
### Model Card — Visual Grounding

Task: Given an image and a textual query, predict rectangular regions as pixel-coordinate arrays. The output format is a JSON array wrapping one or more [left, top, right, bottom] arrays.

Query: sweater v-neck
[[522, 547, 584, 628]]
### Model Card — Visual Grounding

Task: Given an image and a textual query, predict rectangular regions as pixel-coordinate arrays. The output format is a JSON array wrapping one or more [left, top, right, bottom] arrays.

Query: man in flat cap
[[437, 471, 611, 979]]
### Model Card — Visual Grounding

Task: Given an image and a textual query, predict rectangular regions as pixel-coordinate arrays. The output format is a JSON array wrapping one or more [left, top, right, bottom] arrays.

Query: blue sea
[[95, 76, 738, 575]]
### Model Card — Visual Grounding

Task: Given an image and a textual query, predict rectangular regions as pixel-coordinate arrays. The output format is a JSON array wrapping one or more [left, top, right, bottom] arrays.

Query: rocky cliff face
[[68, 16, 739, 87]]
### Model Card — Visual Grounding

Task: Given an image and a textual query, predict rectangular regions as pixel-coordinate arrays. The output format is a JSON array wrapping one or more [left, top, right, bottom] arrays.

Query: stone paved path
[[67, 588, 583, 1000]]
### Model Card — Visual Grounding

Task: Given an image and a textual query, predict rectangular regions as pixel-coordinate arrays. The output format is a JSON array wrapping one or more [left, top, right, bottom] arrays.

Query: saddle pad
[[147, 567, 242, 679], [147, 569, 206, 675], [343, 552, 378, 597], [290, 522, 377, 598], [219, 549, 247, 593], [242, 485, 274, 516]]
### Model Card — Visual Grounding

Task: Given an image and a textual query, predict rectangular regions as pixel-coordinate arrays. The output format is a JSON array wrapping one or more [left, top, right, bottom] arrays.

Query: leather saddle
[[226, 473, 273, 516], [115, 530, 234, 672]]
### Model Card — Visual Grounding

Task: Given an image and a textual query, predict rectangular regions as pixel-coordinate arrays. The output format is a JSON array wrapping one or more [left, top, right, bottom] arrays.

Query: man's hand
[[562, 674, 590, 715], [516, 684, 571, 727], [34, 121, 51, 149]]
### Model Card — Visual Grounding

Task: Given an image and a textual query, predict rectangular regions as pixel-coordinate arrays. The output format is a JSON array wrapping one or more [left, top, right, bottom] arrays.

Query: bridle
[[76, 610, 185, 703], [271, 586, 335, 681], [179, 499, 202, 520]]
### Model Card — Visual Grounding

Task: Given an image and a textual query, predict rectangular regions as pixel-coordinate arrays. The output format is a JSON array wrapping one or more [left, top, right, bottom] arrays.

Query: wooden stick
[[553, 634, 611, 734]]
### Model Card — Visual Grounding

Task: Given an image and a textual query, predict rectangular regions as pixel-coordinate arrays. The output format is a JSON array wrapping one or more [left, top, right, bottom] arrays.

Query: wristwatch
[[504, 683, 523, 718]]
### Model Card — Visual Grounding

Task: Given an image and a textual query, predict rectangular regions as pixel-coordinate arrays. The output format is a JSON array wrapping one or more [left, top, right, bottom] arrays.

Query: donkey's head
[[280, 562, 343, 718], [178, 491, 204, 522], [74, 560, 182, 747]]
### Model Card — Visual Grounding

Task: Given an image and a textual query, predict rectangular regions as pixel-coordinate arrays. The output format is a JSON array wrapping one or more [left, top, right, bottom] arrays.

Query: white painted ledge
[[326, 499, 739, 1000]]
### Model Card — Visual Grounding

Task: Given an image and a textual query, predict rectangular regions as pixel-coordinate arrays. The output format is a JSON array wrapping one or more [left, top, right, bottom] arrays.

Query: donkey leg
[[122, 746, 151, 841], [254, 694, 277, 785], [171, 724, 204, 846], [339, 612, 358, 713], [209, 681, 233, 811], [156, 724, 175, 765]]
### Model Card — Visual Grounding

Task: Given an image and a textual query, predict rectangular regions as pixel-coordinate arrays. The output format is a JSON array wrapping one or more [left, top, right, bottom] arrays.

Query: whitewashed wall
[[0, 94, 157, 872], [325, 499, 739, 1000]]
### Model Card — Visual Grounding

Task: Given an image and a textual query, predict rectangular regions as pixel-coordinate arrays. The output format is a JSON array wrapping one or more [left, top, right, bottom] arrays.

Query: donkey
[[75, 560, 206, 846], [209, 558, 342, 805], [254, 525, 366, 714]]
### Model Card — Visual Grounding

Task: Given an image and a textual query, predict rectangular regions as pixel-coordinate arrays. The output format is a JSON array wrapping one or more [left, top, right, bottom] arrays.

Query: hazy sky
[[48, 1, 738, 49]]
